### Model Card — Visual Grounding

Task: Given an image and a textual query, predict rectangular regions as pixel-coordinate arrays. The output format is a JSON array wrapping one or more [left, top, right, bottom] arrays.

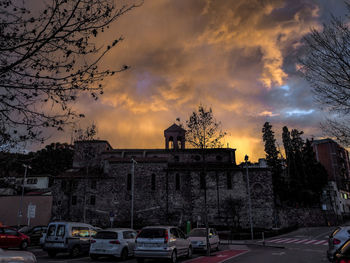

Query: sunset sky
[[38, 0, 347, 163]]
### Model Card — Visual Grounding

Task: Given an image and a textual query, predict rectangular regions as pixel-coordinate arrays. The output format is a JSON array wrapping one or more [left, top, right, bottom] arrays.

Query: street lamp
[[245, 155, 254, 241], [131, 158, 137, 229], [17, 164, 31, 227]]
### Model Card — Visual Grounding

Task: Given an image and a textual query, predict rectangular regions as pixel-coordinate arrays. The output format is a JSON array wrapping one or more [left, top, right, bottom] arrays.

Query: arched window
[[151, 174, 156, 190]]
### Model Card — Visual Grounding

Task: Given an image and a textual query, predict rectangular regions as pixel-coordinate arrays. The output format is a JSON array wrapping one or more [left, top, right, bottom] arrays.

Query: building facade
[[51, 124, 275, 229]]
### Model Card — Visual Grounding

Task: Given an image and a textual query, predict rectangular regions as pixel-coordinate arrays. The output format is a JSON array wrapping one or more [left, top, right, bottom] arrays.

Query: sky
[[36, 0, 348, 163]]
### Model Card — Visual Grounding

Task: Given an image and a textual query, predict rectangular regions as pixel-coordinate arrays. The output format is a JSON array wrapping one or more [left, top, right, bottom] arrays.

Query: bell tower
[[164, 124, 186, 150]]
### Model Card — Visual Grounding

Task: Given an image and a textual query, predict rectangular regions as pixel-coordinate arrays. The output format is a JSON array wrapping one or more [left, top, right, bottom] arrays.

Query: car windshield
[[138, 228, 166, 238], [189, 229, 207, 237], [94, 231, 118, 239], [18, 226, 30, 233]]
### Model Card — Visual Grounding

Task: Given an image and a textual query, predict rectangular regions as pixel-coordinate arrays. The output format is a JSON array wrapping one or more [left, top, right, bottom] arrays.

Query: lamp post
[[245, 155, 254, 241], [18, 164, 31, 227], [131, 158, 137, 229]]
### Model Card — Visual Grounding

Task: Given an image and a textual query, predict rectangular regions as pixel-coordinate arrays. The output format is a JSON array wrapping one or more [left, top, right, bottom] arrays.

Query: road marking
[[304, 240, 319, 244], [185, 249, 249, 263], [294, 239, 309, 244], [284, 239, 300, 243], [272, 252, 286, 256]]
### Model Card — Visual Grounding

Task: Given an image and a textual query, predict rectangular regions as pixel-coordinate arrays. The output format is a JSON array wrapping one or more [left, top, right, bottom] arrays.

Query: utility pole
[[245, 155, 254, 241], [18, 164, 31, 227], [131, 158, 137, 229]]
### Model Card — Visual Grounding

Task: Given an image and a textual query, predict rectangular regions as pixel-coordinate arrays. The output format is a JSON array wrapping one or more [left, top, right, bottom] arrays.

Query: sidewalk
[[220, 239, 285, 249]]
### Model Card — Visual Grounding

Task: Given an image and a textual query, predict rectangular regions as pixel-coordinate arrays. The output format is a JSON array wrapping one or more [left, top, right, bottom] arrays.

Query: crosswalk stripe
[[304, 240, 319, 244], [284, 239, 300, 243], [313, 240, 327, 245], [274, 238, 293, 243], [294, 239, 309, 244], [267, 238, 285, 243]]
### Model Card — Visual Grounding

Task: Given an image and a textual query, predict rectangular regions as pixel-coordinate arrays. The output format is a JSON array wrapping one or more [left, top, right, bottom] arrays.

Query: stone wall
[[277, 208, 327, 228]]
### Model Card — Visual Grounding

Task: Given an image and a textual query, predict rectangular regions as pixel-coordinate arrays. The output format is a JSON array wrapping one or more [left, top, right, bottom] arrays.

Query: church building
[[51, 124, 275, 229]]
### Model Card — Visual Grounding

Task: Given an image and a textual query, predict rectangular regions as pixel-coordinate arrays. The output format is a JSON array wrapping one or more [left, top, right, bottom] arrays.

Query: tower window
[[90, 195, 96, 205], [127, 174, 131, 191], [227, 173, 232, 189], [175, 174, 180, 190], [91, 180, 96, 189], [151, 174, 156, 190]]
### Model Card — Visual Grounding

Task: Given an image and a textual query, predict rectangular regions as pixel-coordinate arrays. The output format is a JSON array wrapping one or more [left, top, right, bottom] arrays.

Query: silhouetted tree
[[262, 122, 284, 203], [185, 104, 226, 256], [300, 7, 350, 147], [0, 0, 140, 146]]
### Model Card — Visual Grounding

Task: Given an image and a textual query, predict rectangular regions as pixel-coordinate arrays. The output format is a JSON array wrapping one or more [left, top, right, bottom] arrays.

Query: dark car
[[19, 226, 47, 246], [333, 238, 350, 262], [0, 226, 30, 250]]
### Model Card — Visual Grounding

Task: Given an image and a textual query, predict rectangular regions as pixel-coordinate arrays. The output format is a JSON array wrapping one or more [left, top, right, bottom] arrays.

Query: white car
[[187, 228, 220, 251], [327, 226, 350, 262], [0, 248, 37, 262], [134, 226, 192, 263], [89, 228, 137, 260]]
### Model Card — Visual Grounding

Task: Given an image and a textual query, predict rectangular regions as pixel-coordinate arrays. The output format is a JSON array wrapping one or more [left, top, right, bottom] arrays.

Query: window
[[91, 180, 96, 189], [95, 231, 118, 239], [71, 227, 89, 237], [72, 180, 78, 190], [61, 180, 66, 191], [170, 228, 179, 238], [127, 174, 131, 191], [177, 228, 186, 239], [4, 228, 17, 236], [200, 173, 206, 189], [151, 174, 156, 190], [175, 174, 180, 190], [26, 178, 38, 184], [123, 231, 136, 239], [47, 225, 56, 237], [72, 196, 77, 205], [56, 225, 65, 237], [216, 155, 223, 161], [174, 156, 179, 162], [90, 195, 96, 205], [227, 173, 232, 189]]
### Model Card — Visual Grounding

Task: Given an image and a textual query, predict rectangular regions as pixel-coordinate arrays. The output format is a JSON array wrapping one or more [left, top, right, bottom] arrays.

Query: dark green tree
[[30, 143, 74, 176], [262, 122, 284, 202]]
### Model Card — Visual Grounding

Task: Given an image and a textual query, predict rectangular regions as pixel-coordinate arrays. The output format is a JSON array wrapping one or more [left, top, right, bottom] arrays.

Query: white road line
[[294, 239, 309, 244], [274, 238, 293, 243], [284, 239, 300, 243], [304, 240, 319, 244], [313, 240, 327, 245], [267, 238, 285, 243]]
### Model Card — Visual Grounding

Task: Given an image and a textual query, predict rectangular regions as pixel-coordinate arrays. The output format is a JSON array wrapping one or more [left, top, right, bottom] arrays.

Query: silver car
[[188, 228, 220, 251], [0, 248, 37, 263], [327, 226, 350, 261], [89, 228, 137, 260], [134, 226, 192, 263]]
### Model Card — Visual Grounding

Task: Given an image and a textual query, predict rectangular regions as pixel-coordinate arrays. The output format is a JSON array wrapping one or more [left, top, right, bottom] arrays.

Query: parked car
[[332, 238, 350, 262], [134, 226, 192, 263], [19, 226, 47, 246], [39, 228, 46, 248], [0, 248, 37, 263], [90, 228, 137, 260], [187, 228, 220, 252], [0, 226, 30, 250], [43, 221, 98, 258], [328, 227, 350, 261]]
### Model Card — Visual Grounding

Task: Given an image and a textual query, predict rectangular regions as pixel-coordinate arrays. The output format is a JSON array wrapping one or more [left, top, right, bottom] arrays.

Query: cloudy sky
[[40, 0, 347, 163]]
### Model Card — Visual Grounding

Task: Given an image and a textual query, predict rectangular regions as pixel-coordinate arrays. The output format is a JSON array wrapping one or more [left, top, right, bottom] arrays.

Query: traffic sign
[[27, 204, 36, 219]]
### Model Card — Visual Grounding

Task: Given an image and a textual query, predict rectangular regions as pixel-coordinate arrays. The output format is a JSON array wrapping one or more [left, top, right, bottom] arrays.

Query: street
[[27, 226, 334, 263]]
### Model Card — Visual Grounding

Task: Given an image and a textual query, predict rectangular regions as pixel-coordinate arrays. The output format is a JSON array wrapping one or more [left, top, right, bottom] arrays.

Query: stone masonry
[[51, 124, 275, 229]]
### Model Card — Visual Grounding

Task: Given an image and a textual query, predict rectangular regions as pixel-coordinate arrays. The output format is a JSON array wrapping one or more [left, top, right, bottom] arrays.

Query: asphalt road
[[29, 226, 335, 263]]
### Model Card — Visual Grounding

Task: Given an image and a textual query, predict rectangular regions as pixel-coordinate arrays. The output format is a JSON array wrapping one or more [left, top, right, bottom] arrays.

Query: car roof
[[101, 228, 135, 232], [142, 226, 177, 229], [48, 222, 93, 227]]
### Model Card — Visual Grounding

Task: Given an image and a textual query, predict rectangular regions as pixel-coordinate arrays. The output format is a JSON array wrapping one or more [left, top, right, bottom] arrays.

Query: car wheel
[[121, 248, 128, 260], [187, 246, 193, 258], [20, 240, 28, 250], [170, 250, 177, 263], [90, 254, 99, 260], [136, 258, 144, 263], [70, 246, 81, 257], [48, 251, 56, 258]]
